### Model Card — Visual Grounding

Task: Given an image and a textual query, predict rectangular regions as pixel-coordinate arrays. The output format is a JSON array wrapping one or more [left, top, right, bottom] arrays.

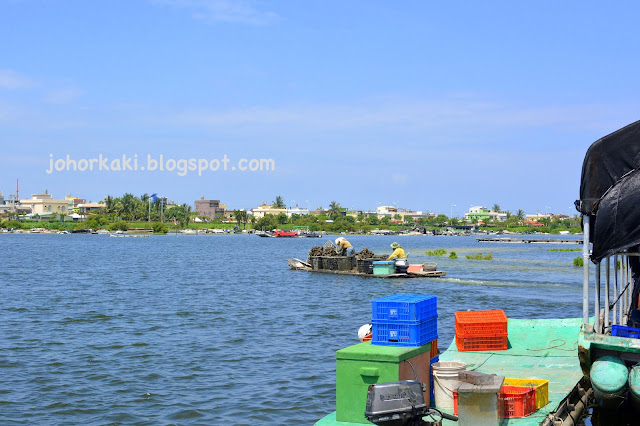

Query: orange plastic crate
[[453, 391, 458, 415], [407, 264, 423, 273], [455, 310, 508, 336], [498, 385, 536, 418], [455, 334, 508, 352]]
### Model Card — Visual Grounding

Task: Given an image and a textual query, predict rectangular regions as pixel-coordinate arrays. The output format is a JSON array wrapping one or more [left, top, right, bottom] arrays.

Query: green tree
[[105, 195, 115, 214], [256, 214, 278, 230], [516, 209, 525, 220], [328, 201, 342, 218], [492, 204, 501, 212], [233, 210, 248, 229], [276, 213, 288, 224], [272, 196, 286, 208], [181, 203, 193, 228], [435, 214, 449, 224]]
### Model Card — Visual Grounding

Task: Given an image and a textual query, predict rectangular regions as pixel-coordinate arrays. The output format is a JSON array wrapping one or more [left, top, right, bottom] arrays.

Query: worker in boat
[[335, 237, 355, 256], [388, 242, 407, 260], [388, 242, 409, 273]]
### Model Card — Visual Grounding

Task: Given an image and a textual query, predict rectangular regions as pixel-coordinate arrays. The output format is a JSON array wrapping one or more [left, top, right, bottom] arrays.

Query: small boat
[[57, 230, 69, 234], [272, 229, 298, 237]]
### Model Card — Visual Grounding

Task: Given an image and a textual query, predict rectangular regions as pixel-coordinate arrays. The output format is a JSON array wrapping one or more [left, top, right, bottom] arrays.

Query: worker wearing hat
[[388, 242, 407, 261], [335, 237, 355, 256]]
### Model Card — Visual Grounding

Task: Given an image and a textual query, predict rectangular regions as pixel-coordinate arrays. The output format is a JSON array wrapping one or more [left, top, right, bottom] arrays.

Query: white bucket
[[432, 361, 466, 410]]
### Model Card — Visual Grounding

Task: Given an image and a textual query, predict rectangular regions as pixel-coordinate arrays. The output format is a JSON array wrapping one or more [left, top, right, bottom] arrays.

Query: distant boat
[[272, 229, 298, 237]]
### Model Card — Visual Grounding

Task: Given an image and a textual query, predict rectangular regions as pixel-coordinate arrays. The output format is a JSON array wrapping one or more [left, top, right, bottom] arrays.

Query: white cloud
[[153, 0, 279, 25], [44, 88, 85, 104], [0, 69, 33, 90], [162, 96, 632, 133]]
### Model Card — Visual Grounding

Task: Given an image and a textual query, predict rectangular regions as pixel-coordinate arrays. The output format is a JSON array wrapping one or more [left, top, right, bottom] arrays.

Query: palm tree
[[492, 204, 501, 213], [272, 196, 286, 208], [234, 210, 248, 229], [181, 203, 193, 228], [105, 195, 115, 214], [516, 209, 525, 220], [329, 201, 341, 218], [121, 193, 136, 221]]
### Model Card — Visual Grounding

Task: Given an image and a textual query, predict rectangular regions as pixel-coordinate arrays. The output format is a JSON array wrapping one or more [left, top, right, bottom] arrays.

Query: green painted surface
[[629, 366, 640, 399], [317, 319, 585, 426], [590, 355, 628, 393], [336, 341, 430, 362], [335, 341, 431, 424], [438, 318, 584, 426]]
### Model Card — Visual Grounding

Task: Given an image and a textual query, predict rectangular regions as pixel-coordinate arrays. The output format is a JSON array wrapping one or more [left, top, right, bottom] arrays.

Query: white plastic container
[[432, 361, 466, 409]]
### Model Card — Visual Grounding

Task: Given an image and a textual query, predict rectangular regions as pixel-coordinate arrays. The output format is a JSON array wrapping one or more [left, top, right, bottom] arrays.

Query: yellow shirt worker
[[387, 242, 406, 260]]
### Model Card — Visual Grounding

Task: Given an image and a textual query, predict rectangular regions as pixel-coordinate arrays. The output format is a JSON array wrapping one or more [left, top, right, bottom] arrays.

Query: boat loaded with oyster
[[288, 243, 446, 278]]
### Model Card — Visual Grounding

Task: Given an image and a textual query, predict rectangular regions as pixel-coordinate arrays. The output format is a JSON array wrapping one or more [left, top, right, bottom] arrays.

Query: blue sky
[[1, 0, 639, 216]]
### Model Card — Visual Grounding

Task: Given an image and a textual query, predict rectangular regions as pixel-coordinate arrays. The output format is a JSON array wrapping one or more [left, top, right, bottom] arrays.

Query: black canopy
[[577, 120, 640, 263], [577, 120, 640, 215], [591, 168, 640, 262]]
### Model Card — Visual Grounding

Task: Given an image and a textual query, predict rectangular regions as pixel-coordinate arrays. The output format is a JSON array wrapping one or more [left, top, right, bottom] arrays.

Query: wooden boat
[[288, 258, 446, 278]]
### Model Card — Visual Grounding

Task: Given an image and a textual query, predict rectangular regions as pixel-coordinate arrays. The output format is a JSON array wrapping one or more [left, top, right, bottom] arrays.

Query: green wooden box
[[335, 341, 432, 423]]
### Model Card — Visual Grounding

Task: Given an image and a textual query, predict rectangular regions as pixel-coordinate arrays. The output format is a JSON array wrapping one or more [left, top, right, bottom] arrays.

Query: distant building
[[376, 205, 398, 219], [20, 190, 68, 215], [77, 203, 106, 214], [526, 213, 552, 221], [251, 202, 287, 219], [465, 206, 507, 223], [65, 194, 86, 213], [287, 205, 310, 217], [194, 197, 225, 219]]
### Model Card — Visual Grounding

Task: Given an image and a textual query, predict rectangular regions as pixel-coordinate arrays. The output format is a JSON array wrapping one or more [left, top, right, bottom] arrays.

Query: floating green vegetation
[[448, 251, 458, 259], [426, 248, 447, 257], [548, 248, 581, 252], [466, 252, 493, 260], [574, 257, 584, 267]]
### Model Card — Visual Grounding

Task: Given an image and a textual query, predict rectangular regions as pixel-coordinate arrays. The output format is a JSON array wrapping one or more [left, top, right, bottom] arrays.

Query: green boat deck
[[316, 317, 584, 426]]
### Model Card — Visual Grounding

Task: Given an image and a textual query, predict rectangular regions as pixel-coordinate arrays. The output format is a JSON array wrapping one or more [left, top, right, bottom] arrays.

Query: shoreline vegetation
[[1, 194, 582, 235]]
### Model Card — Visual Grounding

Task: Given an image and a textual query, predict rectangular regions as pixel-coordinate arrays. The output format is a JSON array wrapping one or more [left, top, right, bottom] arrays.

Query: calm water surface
[[0, 234, 586, 424]]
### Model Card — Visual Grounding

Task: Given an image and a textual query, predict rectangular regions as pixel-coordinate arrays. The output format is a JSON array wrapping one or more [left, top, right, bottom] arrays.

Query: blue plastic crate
[[371, 318, 438, 347], [372, 294, 438, 323], [612, 325, 640, 339]]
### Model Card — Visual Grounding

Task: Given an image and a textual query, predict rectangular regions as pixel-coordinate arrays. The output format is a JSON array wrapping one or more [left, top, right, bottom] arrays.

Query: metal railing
[[584, 216, 637, 334]]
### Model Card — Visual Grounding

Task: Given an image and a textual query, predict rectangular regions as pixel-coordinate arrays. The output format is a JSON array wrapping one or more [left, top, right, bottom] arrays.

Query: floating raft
[[477, 237, 583, 244], [288, 260, 446, 278]]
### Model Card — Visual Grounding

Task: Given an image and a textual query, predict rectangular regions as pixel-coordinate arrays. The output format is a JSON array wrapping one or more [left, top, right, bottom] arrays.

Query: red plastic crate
[[455, 334, 508, 352], [455, 310, 507, 336], [498, 386, 536, 418]]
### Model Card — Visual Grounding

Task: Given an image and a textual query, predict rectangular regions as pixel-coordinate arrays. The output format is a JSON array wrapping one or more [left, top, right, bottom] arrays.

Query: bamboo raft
[[288, 258, 446, 278]]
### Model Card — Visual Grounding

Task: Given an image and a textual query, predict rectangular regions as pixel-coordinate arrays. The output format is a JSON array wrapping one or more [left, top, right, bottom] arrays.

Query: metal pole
[[627, 256, 632, 319], [595, 262, 601, 333], [615, 255, 621, 324], [613, 256, 618, 325], [583, 216, 590, 326], [605, 257, 610, 331]]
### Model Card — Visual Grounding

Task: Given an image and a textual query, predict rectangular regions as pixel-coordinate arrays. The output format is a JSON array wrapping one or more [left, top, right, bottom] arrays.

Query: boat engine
[[364, 380, 457, 426]]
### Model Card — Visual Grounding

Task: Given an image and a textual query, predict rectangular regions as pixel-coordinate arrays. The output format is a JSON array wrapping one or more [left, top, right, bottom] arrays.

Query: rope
[[526, 339, 577, 352]]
